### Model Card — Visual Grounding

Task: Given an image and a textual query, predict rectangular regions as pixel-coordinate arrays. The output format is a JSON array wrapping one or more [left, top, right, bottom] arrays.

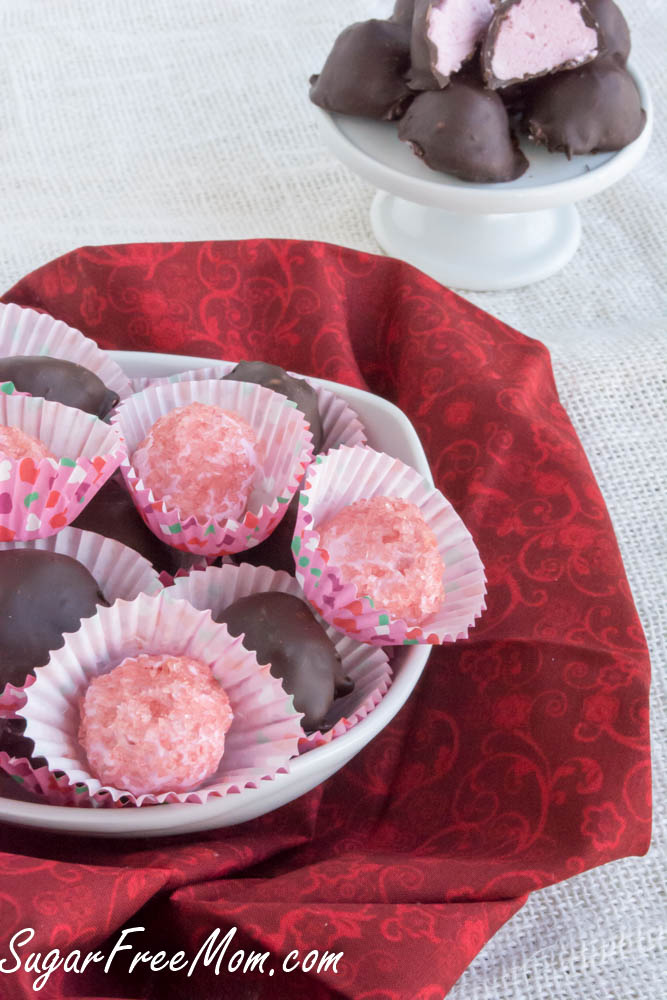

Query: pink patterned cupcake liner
[[10, 592, 304, 807], [293, 446, 487, 646], [130, 361, 367, 452], [0, 755, 90, 808], [167, 562, 392, 750], [0, 302, 132, 402], [112, 379, 314, 558], [0, 394, 126, 541]]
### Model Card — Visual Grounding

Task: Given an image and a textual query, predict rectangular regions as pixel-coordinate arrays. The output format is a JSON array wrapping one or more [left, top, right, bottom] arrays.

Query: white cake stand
[[316, 64, 652, 291]]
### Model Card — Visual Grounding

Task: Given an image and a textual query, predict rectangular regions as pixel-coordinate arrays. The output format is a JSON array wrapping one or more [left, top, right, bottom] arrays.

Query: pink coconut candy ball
[[78, 653, 233, 796], [131, 402, 260, 521], [316, 496, 445, 624], [0, 425, 55, 463]]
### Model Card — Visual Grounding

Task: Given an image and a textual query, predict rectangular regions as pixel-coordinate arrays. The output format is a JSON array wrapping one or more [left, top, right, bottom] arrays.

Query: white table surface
[[0, 1, 665, 997]]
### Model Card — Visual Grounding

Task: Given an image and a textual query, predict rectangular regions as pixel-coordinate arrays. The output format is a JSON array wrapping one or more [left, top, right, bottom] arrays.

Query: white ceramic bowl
[[0, 351, 433, 837], [316, 64, 652, 290]]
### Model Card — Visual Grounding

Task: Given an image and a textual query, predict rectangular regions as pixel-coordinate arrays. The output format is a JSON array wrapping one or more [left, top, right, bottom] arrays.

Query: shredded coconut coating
[[78, 653, 233, 796], [317, 496, 445, 623], [132, 402, 260, 520], [0, 425, 55, 463]]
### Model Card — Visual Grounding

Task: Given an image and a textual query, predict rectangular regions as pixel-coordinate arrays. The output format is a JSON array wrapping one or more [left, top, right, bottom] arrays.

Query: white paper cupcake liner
[[166, 562, 392, 749], [113, 379, 313, 557], [13, 591, 304, 806], [0, 394, 126, 541], [293, 446, 487, 646], [130, 362, 367, 453], [0, 525, 163, 720], [0, 302, 132, 402]]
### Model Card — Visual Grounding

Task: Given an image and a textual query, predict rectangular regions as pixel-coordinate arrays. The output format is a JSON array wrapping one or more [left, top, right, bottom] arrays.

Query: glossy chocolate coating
[[0, 549, 108, 690], [586, 0, 631, 65], [233, 492, 299, 576], [223, 360, 323, 453], [481, 0, 599, 90], [72, 471, 184, 575], [216, 592, 354, 733], [0, 356, 119, 419], [309, 19, 414, 123], [525, 62, 645, 156], [398, 78, 529, 182]]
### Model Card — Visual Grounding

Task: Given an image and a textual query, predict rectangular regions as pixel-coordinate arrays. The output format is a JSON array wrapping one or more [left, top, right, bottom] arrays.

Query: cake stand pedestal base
[[370, 191, 582, 292]]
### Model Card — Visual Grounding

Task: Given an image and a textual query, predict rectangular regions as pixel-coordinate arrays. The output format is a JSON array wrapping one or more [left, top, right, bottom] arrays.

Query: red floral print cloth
[[0, 241, 651, 1000]]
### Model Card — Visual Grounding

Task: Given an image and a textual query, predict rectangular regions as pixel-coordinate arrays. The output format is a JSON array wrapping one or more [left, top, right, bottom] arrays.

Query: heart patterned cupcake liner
[[0, 394, 126, 542]]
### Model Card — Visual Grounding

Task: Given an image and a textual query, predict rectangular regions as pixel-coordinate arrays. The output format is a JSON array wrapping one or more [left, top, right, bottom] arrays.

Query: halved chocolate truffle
[[408, 0, 496, 90], [398, 78, 529, 182], [0, 549, 108, 690], [216, 592, 353, 733], [586, 0, 631, 65], [0, 356, 119, 419], [524, 61, 645, 156], [391, 0, 415, 27], [223, 360, 323, 452], [482, 0, 600, 90], [72, 471, 184, 575], [309, 19, 413, 123]]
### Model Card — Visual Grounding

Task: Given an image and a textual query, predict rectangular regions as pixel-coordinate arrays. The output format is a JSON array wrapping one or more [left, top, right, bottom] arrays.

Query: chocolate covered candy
[[586, 0, 631, 65], [72, 471, 184, 575], [216, 592, 353, 732], [398, 78, 529, 182], [525, 61, 645, 156], [309, 19, 413, 123], [409, 0, 496, 90], [0, 549, 108, 689], [223, 360, 324, 453], [0, 356, 119, 419], [391, 0, 415, 27], [482, 0, 599, 89]]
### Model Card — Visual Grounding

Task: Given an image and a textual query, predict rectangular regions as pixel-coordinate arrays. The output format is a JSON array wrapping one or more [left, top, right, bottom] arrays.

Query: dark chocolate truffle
[[309, 19, 414, 123], [481, 0, 600, 90], [233, 492, 299, 576], [216, 592, 353, 732], [72, 471, 184, 576], [408, 0, 495, 91], [391, 0, 415, 27], [525, 61, 645, 156], [398, 79, 529, 182], [223, 360, 323, 453], [0, 356, 119, 420], [0, 548, 108, 690], [586, 0, 631, 65]]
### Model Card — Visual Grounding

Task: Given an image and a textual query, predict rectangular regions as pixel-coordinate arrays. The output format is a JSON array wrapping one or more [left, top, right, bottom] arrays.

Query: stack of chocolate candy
[[309, 0, 645, 182]]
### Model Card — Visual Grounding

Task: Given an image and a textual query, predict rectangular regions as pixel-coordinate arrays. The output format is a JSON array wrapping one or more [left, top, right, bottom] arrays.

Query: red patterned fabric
[[0, 241, 651, 1000]]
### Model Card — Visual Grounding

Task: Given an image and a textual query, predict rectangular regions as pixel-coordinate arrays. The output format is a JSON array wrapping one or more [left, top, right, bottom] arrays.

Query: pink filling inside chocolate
[[429, 0, 496, 78], [491, 0, 598, 81]]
